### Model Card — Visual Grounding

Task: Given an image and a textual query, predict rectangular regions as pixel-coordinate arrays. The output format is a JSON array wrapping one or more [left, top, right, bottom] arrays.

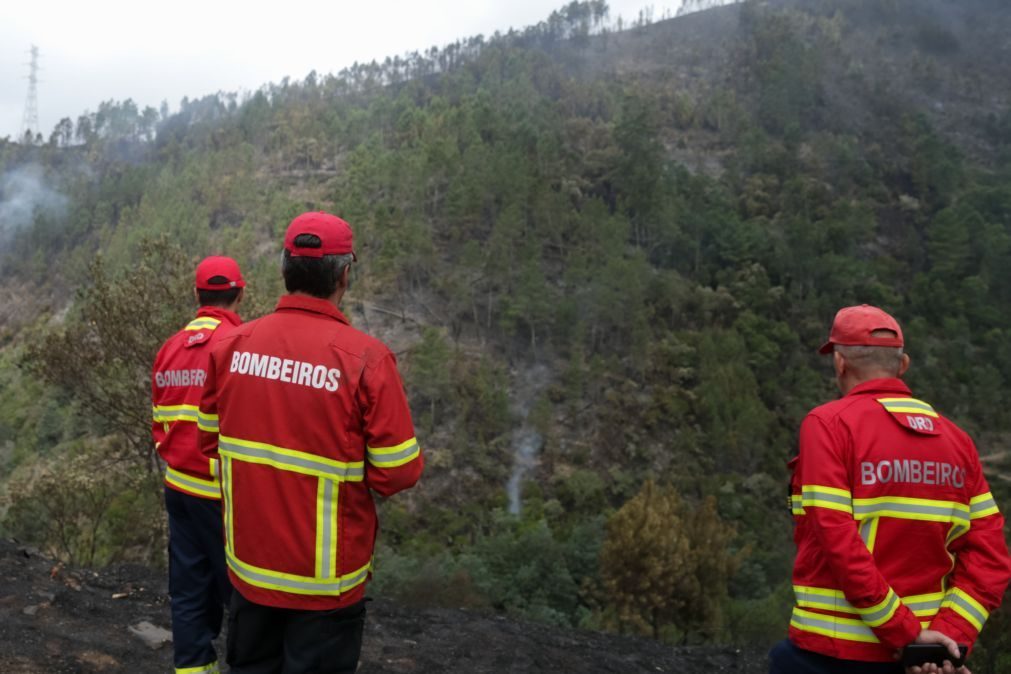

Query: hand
[[904, 630, 970, 674]]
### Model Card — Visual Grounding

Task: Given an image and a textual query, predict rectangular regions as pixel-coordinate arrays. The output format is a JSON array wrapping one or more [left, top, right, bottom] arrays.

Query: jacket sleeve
[[798, 414, 922, 649], [930, 444, 1011, 647], [359, 351, 423, 497], [197, 348, 221, 460]]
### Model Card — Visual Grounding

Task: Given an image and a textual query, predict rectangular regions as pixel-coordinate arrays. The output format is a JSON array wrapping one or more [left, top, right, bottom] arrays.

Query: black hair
[[197, 276, 242, 307], [282, 234, 351, 298]]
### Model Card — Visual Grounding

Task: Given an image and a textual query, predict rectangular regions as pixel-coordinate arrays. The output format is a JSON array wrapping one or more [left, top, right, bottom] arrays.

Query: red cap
[[195, 256, 245, 291], [819, 304, 904, 354], [284, 211, 356, 259]]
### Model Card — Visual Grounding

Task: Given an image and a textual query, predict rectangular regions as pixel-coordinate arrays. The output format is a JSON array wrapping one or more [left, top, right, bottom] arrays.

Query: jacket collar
[[845, 377, 911, 398], [275, 294, 350, 325], [197, 306, 242, 327]]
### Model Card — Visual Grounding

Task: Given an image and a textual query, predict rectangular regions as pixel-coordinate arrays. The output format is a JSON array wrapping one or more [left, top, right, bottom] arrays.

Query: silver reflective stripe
[[166, 471, 219, 497], [905, 597, 943, 613], [946, 593, 987, 626], [219, 439, 364, 481], [320, 480, 334, 578], [801, 489, 851, 507], [221, 457, 234, 554], [861, 592, 898, 624], [228, 552, 369, 594], [795, 587, 942, 619], [198, 415, 219, 431], [156, 409, 199, 421], [794, 589, 851, 611], [367, 441, 419, 465], [791, 611, 876, 639], [859, 519, 874, 547], [791, 495, 805, 515], [947, 521, 969, 543], [853, 501, 969, 522], [970, 497, 997, 514]]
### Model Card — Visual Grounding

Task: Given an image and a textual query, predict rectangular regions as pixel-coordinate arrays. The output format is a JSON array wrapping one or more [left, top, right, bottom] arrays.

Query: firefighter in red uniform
[[198, 211, 423, 673], [152, 256, 245, 674], [770, 305, 1011, 674]]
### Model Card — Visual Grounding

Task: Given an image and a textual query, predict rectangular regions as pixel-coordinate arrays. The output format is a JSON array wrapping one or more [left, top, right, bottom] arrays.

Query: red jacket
[[788, 378, 1011, 662], [152, 307, 241, 499], [198, 294, 423, 610]]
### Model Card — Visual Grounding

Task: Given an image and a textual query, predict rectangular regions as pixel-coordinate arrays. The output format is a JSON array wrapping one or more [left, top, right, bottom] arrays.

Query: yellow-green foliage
[[599, 480, 741, 641]]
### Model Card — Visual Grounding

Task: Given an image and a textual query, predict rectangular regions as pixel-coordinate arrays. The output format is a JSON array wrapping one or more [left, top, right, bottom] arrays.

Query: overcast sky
[[1, 0, 682, 140]]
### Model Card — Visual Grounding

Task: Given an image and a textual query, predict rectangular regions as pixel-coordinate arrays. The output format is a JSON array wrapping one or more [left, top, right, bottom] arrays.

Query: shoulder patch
[[182, 317, 221, 349], [183, 330, 212, 348], [876, 397, 941, 435]]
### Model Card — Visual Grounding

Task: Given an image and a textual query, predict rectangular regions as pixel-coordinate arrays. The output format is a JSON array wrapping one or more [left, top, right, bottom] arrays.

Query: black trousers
[[227, 590, 366, 674], [769, 640, 903, 674], [165, 486, 232, 672]]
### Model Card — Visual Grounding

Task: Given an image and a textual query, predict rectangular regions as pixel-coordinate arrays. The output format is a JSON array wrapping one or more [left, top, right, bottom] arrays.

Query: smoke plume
[[0, 164, 68, 245]]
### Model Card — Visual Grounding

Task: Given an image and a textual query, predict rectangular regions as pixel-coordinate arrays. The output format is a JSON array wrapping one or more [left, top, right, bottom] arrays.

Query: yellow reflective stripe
[[801, 485, 853, 514], [943, 588, 989, 631], [790, 608, 879, 643], [794, 586, 943, 619], [905, 592, 946, 617], [328, 481, 338, 577], [219, 435, 363, 482], [197, 410, 219, 433], [227, 550, 370, 596], [859, 517, 880, 552], [221, 456, 234, 554], [153, 404, 200, 423], [791, 494, 805, 515], [852, 496, 970, 524], [947, 519, 970, 545], [314, 478, 339, 579], [175, 662, 220, 674], [366, 437, 420, 468], [315, 480, 325, 577], [791, 608, 933, 644], [210, 458, 219, 479], [165, 466, 221, 499], [969, 492, 999, 519], [184, 318, 222, 331], [877, 397, 939, 418], [794, 586, 849, 612], [861, 589, 900, 627]]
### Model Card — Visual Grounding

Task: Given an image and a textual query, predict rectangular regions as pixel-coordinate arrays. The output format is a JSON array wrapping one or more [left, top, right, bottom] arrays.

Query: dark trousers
[[165, 486, 231, 672], [769, 640, 903, 674], [227, 591, 366, 674]]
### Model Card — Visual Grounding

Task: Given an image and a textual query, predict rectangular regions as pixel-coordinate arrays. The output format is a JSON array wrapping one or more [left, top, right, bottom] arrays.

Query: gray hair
[[329, 253, 355, 276], [834, 343, 904, 377], [278, 250, 354, 273]]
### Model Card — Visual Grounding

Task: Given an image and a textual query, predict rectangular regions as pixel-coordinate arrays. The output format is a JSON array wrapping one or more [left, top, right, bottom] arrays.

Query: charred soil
[[0, 539, 767, 673]]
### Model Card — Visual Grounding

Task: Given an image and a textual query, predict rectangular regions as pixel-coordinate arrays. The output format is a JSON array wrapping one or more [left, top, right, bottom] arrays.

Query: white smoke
[[506, 364, 550, 516], [0, 164, 68, 244], [507, 427, 544, 516]]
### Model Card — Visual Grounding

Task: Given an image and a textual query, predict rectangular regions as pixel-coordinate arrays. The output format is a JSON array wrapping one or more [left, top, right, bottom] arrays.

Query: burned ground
[[0, 539, 767, 673]]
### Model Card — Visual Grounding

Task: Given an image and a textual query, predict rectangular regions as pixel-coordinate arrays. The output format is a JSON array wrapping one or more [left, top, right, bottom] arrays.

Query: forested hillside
[[1, 0, 1011, 666]]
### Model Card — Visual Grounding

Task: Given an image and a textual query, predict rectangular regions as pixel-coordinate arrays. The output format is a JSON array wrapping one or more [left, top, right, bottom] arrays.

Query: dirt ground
[[0, 539, 768, 673]]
